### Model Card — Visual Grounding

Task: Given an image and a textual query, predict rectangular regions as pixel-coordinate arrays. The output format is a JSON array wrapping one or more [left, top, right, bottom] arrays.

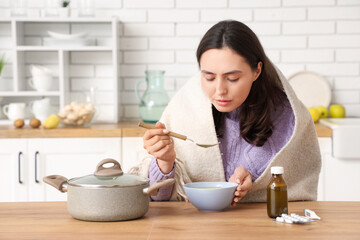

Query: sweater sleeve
[[149, 157, 176, 201]]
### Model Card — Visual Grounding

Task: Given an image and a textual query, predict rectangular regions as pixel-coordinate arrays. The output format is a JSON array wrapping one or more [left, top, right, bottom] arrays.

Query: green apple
[[329, 104, 346, 118], [308, 107, 320, 123], [315, 106, 329, 118]]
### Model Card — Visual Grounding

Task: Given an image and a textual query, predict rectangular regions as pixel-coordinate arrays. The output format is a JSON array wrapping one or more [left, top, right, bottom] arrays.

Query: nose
[[216, 78, 227, 95]]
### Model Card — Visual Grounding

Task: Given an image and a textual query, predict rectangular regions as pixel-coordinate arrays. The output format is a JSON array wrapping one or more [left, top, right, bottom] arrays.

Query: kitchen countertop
[[0, 122, 331, 138], [0, 201, 358, 239]]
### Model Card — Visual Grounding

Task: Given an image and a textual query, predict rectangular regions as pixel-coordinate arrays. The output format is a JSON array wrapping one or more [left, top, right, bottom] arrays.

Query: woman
[[131, 20, 321, 203]]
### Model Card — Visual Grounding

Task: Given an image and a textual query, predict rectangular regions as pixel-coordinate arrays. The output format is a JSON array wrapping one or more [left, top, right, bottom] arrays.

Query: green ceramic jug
[[135, 70, 169, 123]]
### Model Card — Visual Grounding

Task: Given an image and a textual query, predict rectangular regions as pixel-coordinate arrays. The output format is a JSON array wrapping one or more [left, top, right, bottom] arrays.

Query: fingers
[[233, 167, 249, 184], [142, 122, 175, 161], [231, 189, 248, 206], [233, 167, 252, 191], [238, 174, 252, 192], [230, 167, 253, 206], [146, 138, 172, 155], [145, 134, 171, 148], [143, 122, 168, 141], [143, 128, 168, 141], [152, 143, 174, 160], [155, 121, 166, 129]]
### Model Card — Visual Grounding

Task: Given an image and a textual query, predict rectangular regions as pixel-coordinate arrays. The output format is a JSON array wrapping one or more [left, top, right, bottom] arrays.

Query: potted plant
[[59, 1, 70, 17], [0, 54, 5, 80]]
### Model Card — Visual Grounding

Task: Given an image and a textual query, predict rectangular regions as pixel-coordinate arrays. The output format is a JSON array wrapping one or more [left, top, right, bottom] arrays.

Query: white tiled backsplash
[[0, 0, 359, 120]]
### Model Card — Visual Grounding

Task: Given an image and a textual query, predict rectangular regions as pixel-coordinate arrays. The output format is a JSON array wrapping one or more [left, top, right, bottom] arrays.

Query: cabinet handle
[[35, 151, 39, 183], [18, 152, 23, 184]]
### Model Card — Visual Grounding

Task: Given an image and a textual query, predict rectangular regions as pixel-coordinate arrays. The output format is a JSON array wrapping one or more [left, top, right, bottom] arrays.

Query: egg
[[85, 104, 95, 111], [58, 109, 67, 118], [79, 109, 90, 117], [64, 105, 72, 111], [67, 113, 78, 121], [29, 118, 41, 128], [14, 119, 25, 128], [76, 119, 84, 126]]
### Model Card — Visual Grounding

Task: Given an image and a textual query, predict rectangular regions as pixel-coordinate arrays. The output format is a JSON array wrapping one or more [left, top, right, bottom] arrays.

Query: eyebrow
[[201, 70, 242, 75]]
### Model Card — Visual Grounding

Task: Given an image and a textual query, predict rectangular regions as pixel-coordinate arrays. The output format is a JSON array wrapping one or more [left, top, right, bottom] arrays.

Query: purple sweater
[[149, 100, 295, 200]]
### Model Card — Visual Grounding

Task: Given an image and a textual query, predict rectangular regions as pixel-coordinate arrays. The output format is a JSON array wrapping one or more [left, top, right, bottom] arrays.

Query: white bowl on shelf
[[47, 31, 88, 40], [44, 38, 95, 47]]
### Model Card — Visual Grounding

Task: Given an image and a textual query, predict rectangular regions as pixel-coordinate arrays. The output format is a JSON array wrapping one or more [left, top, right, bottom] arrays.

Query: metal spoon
[[138, 122, 218, 148]]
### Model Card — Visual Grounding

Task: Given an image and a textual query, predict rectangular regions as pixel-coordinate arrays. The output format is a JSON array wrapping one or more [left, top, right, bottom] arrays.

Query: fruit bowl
[[58, 102, 96, 127]]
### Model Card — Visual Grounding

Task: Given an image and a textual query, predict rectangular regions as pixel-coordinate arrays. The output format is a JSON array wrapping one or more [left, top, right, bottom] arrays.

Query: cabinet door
[[319, 137, 360, 201], [28, 137, 121, 201], [0, 139, 27, 202], [324, 154, 360, 201], [122, 137, 149, 173], [317, 137, 331, 201]]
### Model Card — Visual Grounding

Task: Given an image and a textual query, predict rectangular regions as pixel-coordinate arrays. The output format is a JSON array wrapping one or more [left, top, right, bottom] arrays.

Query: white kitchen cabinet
[[0, 18, 119, 124], [121, 137, 148, 173], [317, 137, 360, 201], [317, 137, 331, 201], [0, 137, 121, 202], [0, 139, 27, 202]]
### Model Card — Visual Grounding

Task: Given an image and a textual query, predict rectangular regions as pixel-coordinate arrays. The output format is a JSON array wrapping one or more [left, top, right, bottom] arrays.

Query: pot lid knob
[[94, 158, 123, 176]]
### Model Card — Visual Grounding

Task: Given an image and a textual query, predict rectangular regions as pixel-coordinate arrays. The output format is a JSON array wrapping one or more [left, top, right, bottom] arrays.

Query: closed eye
[[203, 73, 216, 81], [227, 78, 239, 82]]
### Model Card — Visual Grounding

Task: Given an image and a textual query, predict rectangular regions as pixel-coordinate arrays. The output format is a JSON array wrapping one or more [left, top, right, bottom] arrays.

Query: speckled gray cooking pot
[[43, 158, 174, 222]]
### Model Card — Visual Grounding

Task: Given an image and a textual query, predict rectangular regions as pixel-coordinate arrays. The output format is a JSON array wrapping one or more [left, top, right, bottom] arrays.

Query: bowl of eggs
[[183, 182, 237, 212], [58, 102, 96, 127]]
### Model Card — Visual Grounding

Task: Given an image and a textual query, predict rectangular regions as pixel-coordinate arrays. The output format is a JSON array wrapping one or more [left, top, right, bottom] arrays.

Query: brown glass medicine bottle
[[267, 166, 288, 218]]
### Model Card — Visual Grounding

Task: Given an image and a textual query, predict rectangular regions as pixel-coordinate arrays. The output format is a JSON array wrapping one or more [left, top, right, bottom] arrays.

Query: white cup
[[2, 103, 26, 121], [30, 65, 52, 76], [28, 74, 53, 91], [29, 98, 51, 122]]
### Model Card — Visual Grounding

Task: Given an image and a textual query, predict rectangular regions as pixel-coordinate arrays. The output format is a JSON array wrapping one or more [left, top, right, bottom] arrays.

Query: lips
[[216, 99, 231, 106]]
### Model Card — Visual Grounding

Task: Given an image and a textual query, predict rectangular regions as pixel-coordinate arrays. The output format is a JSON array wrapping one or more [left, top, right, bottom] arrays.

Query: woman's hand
[[228, 166, 252, 206], [143, 122, 176, 174]]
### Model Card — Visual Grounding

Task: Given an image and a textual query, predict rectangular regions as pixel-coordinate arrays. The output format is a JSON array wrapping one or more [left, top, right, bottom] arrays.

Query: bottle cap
[[271, 166, 284, 174]]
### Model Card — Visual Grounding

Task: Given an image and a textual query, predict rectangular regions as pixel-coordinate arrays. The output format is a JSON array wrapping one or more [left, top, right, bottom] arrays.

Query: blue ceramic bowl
[[183, 182, 237, 212]]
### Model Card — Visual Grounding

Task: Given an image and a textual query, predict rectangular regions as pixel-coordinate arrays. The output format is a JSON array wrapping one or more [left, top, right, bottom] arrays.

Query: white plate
[[47, 31, 88, 40], [44, 38, 95, 47], [288, 71, 331, 108]]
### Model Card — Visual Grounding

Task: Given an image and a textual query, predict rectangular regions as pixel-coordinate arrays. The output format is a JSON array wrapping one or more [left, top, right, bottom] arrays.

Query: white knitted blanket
[[130, 68, 321, 202]]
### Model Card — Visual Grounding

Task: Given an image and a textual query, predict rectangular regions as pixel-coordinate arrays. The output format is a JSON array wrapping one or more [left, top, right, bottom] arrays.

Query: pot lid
[[68, 159, 149, 187]]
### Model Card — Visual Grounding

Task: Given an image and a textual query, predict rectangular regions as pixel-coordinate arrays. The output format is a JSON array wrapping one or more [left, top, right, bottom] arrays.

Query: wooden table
[[0, 201, 358, 239]]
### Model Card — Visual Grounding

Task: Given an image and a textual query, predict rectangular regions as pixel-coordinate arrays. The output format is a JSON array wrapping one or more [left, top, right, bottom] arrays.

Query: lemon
[[315, 106, 329, 118], [329, 104, 345, 118], [308, 108, 320, 123], [43, 114, 60, 129]]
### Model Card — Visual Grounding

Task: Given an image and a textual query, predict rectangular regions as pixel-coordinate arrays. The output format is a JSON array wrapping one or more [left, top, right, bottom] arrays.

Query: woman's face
[[200, 47, 262, 112]]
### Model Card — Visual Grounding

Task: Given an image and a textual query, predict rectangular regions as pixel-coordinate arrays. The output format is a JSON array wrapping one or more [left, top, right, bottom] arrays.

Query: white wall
[[0, 0, 359, 121]]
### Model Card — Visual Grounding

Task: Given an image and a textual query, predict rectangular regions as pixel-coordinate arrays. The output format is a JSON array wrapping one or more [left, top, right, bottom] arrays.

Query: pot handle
[[94, 158, 123, 176], [143, 179, 175, 196], [43, 175, 68, 193]]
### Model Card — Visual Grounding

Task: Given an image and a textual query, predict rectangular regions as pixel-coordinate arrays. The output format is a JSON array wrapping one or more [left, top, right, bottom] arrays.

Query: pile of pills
[[276, 213, 314, 224]]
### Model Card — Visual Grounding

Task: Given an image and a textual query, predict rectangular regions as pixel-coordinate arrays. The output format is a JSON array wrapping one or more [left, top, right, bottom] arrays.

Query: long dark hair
[[196, 20, 286, 147]]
